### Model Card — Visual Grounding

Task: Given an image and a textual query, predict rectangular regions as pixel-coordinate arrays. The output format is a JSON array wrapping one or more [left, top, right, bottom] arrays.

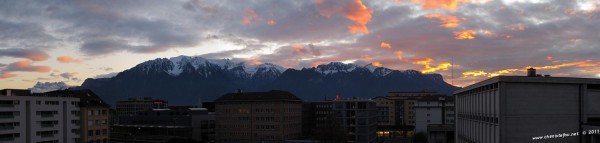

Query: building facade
[[111, 106, 215, 142], [332, 98, 378, 143], [414, 95, 454, 133], [0, 89, 80, 143], [215, 90, 302, 143], [40, 89, 111, 143], [115, 97, 167, 117], [455, 73, 600, 143]]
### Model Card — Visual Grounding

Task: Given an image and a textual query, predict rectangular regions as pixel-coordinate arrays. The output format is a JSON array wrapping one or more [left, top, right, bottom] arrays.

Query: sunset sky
[[1, 0, 600, 89]]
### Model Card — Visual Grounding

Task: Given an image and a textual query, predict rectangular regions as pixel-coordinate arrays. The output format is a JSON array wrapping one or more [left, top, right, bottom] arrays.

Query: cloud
[[372, 61, 383, 67], [423, 13, 463, 28], [316, 0, 373, 33], [0, 49, 49, 61], [380, 42, 392, 49], [394, 50, 404, 61], [56, 56, 83, 64], [267, 20, 276, 25], [0, 72, 16, 79], [402, 0, 474, 11], [242, 8, 261, 24], [59, 72, 79, 80], [93, 72, 118, 79], [453, 30, 477, 40], [4, 60, 51, 73]]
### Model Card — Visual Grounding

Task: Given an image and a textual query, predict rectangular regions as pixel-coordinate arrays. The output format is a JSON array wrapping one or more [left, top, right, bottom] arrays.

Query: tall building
[[332, 98, 378, 143], [455, 69, 600, 143], [214, 90, 302, 143], [414, 95, 454, 133], [111, 106, 215, 142], [115, 97, 167, 117], [0, 89, 80, 143], [372, 91, 443, 140], [39, 89, 111, 143]]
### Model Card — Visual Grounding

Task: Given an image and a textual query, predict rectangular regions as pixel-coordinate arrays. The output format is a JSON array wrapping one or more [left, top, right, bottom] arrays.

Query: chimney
[[527, 68, 536, 77]]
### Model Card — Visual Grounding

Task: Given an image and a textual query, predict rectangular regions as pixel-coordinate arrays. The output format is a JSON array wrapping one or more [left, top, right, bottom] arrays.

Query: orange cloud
[[407, 0, 473, 11], [510, 25, 526, 31], [372, 62, 383, 67], [462, 60, 600, 77], [243, 58, 262, 66], [569, 38, 578, 42], [315, 0, 373, 34], [26, 52, 50, 61], [380, 42, 392, 49], [412, 58, 452, 73], [57, 56, 83, 64], [267, 20, 276, 25], [454, 30, 476, 40], [292, 45, 305, 53], [345, 0, 372, 33], [423, 13, 462, 28], [361, 55, 373, 60], [581, 69, 600, 74], [11, 60, 51, 72], [0, 72, 16, 79], [394, 50, 404, 61], [546, 56, 553, 61], [242, 8, 261, 24]]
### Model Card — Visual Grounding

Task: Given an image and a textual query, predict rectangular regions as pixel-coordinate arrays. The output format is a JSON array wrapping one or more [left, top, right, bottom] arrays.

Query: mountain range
[[78, 55, 459, 106]]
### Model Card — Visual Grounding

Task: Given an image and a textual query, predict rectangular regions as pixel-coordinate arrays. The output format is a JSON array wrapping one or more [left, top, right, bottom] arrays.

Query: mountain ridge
[[78, 55, 459, 106]]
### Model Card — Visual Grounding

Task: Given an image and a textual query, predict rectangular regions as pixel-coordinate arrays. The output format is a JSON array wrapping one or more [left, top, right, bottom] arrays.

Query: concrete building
[[215, 90, 302, 143], [372, 91, 442, 140], [39, 89, 111, 143], [414, 95, 454, 133], [111, 106, 215, 143], [332, 98, 378, 143], [455, 69, 600, 143], [115, 97, 167, 117], [0, 89, 80, 143]]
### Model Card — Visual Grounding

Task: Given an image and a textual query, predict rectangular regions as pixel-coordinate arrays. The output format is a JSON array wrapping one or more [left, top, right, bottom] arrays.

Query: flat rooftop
[[455, 76, 600, 94]]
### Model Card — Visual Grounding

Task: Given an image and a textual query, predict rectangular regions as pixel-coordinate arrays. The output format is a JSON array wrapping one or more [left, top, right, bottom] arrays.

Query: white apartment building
[[414, 96, 455, 133], [1, 89, 80, 143]]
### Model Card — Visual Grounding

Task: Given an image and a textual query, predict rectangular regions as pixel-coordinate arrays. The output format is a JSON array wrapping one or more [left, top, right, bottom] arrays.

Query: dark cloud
[[59, 72, 77, 79], [0, 48, 49, 61]]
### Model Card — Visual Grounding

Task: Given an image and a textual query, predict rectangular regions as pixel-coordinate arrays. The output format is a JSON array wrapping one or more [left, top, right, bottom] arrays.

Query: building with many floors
[[215, 90, 302, 143], [455, 69, 600, 143], [39, 89, 111, 143], [414, 95, 454, 133], [332, 98, 378, 143], [115, 97, 167, 117], [111, 106, 215, 142], [0, 89, 80, 143]]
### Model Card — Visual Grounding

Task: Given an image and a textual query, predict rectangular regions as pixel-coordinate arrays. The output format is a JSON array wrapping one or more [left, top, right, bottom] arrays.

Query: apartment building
[[40, 89, 111, 143], [115, 97, 167, 117], [414, 95, 454, 133], [332, 98, 378, 143], [0, 89, 80, 143], [215, 90, 302, 143]]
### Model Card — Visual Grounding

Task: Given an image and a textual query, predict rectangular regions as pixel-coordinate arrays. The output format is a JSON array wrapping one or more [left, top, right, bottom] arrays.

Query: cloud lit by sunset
[[1, 0, 600, 89]]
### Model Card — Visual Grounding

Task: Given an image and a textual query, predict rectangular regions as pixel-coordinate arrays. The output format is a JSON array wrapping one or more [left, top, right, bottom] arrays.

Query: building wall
[[0, 95, 80, 143], [374, 98, 395, 126], [332, 99, 378, 143], [456, 82, 500, 143], [503, 82, 580, 143], [81, 107, 109, 143], [216, 101, 302, 143], [415, 101, 443, 133]]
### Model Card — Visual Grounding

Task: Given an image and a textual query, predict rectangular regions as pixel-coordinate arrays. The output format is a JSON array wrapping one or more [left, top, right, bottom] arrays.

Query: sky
[[1, 0, 600, 89]]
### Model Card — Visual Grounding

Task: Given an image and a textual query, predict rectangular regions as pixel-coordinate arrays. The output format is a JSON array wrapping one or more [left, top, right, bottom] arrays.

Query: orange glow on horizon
[[372, 62, 383, 67], [462, 60, 600, 77]]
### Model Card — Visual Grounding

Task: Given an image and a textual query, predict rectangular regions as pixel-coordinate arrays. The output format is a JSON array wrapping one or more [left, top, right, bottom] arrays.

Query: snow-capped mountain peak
[[315, 62, 359, 75], [30, 82, 70, 93]]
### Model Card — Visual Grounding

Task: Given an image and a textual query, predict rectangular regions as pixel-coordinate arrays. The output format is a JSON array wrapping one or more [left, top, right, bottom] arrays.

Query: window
[[87, 121, 93, 126], [102, 110, 107, 115], [88, 130, 93, 137], [88, 110, 93, 116], [96, 130, 100, 135]]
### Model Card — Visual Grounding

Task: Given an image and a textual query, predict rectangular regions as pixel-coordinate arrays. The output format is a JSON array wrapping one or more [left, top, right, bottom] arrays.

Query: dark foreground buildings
[[111, 106, 215, 143], [455, 69, 600, 143], [214, 90, 302, 143]]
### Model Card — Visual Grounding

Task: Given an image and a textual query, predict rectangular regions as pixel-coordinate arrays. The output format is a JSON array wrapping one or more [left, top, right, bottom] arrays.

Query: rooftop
[[455, 76, 600, 94], [215, 90, 302, 102]]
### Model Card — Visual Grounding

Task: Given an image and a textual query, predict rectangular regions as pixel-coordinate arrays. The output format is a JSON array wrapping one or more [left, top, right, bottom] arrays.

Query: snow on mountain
[[364, 64, 393, 76], [315, 62, 359, 75], [30, 82, 70, 93], [161, 55, 287, 78]]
